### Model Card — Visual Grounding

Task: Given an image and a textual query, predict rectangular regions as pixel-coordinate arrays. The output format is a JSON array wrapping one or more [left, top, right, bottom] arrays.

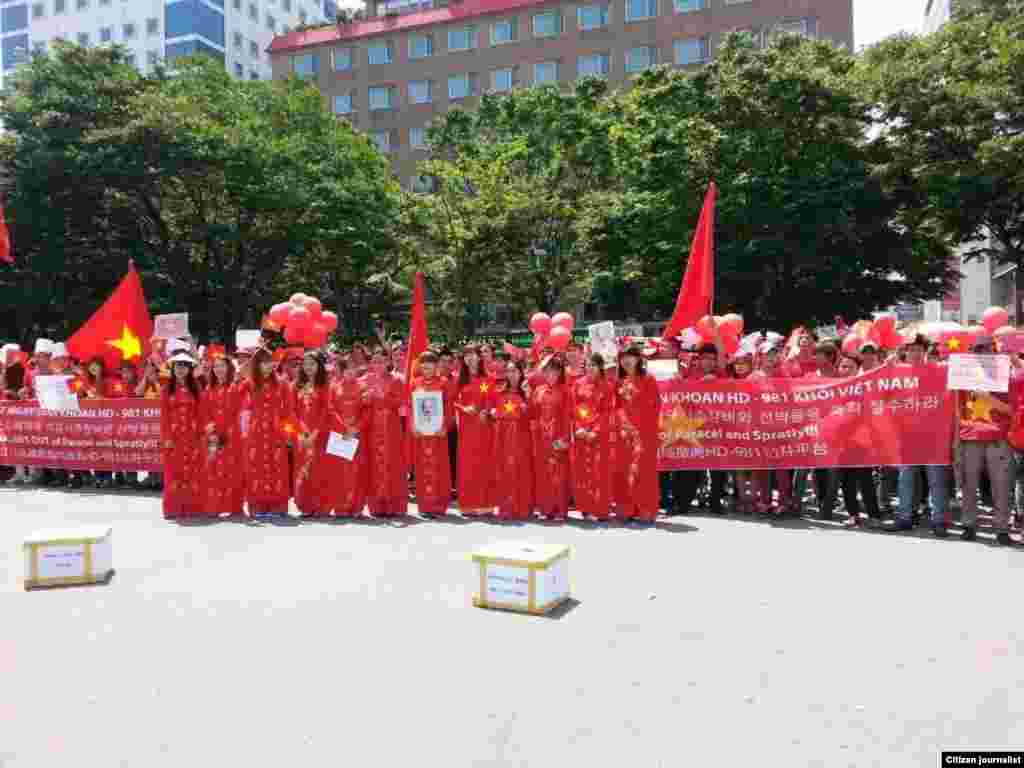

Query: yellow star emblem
[[503, 400, 517, 414], [966, 394, 995, 422], [480, 382, 490, 393], [659, 407, 705, 449], [578, 406, 592, 420], [947, 337, 961, 351], [106, 325, 142, 360]]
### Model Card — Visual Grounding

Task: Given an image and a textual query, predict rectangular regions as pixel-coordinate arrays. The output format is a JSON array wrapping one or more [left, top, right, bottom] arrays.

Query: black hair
[[168, 360, 200, 400], [296, 351, 328, 388], [618, 345, 647, 379]]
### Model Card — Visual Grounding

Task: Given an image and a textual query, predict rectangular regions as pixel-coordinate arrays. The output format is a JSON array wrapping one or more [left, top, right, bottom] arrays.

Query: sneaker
[[996, 532, 1013, 546], [931, 526, 948, 538], [885, 520, 914, 532], [961, 526, 977, 542]]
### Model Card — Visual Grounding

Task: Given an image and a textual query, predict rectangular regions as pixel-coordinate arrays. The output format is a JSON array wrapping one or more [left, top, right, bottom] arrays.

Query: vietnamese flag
[[662, 182, 716, 341], [68, 262, 153, 370], [0, 204, 12, 265], [403, 271, 429, 393]]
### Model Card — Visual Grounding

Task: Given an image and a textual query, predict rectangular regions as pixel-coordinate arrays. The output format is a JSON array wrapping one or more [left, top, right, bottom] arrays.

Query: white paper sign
[[239, 410, 251, 437], [588, 321, 617, 367], [235, 330, 261, 351], [35, 375, 80, 412], [485, 564, 530, 608], [647, 359, 679, 381], [37, 544, 86, 580], [153, 313, 189, 339], [947, 354, 1011, 393], [326, 432, 359, 461], [412, 390, 445, 435]]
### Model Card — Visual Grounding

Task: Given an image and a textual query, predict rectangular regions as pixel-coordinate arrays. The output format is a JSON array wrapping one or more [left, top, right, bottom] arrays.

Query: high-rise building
[[268, 0, 854, 185], [0, 0, 334, 85], [922, 0, 952, 34]]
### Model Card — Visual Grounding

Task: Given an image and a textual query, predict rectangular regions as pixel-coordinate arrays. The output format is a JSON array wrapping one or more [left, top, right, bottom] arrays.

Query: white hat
[[167, 352, 196, 365], [34, 339, 54, 355], [165, 338, 190, 356], [50, 342, 68, 359]]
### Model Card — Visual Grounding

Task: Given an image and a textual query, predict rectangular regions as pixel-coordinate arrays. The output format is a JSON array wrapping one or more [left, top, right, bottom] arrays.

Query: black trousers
[[838, 468, 881, 519], [448, 429, 459, 492], [670, 471, 728, 513]]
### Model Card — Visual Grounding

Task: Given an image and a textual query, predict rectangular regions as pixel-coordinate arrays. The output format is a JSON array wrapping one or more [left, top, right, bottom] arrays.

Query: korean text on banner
[[947, 354, 1011, 393], [153, 313, 189, 339]]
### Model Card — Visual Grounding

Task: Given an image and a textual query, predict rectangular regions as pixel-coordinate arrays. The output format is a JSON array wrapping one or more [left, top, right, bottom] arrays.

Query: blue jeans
[[897, 465, 948, 527]]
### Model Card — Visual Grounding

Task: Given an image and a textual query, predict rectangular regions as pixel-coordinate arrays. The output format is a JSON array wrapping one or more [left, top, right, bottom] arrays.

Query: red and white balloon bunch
[[692, 313, 744, 354], [529, 311, 575, 351], [268, 293, 339, 349], [841, 312, 901, 356]]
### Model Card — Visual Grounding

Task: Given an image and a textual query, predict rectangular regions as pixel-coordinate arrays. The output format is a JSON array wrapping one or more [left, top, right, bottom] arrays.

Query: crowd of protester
[[0, 321, 1021, 544]]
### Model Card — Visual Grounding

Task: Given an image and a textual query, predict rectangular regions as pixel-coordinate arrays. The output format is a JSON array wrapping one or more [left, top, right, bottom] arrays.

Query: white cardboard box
[[23, 526, 113, 590], [471, 541, 570, 615]]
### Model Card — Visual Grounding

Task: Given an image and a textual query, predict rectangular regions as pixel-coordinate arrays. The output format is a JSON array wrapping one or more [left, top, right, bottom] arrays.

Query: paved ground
[[2, 486, 1023, 768]]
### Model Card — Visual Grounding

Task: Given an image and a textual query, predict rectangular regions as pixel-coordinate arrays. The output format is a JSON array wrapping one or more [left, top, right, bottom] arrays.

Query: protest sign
[[235, 330, 261, 351], [153, 313, 189, 339], [588, 322, 617, 367], [34, 376, 80, 413], [947, 354, 1010, 393]]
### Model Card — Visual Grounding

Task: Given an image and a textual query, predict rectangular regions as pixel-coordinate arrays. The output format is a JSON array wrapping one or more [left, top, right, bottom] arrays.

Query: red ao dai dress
[[530, 381, 571, 520], [489, 385, 534, 520], [570, 376, 613, 520], [160, 383, 203, 519], [326, 378, 369, 517], [239, 377, 292, 515], [410, 375, 452, 517], [457, 376, 496, 515], [292, 382, 332, 517], [363, 373, 408, 518], [614, 373, 661, 522], [199, 381, 244, 516]]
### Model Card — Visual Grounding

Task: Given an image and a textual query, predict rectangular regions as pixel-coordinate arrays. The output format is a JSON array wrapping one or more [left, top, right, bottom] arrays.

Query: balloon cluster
[[529, 312, 575, 351], [692, 313, 744, 354], [840, 306, 1013, 358], [841, 312, 900, 356], [268, 294, 339, 349]]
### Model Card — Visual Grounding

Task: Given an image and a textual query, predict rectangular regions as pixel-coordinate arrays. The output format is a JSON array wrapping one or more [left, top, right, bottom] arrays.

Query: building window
[[368, 41, 392, 64], [250, 70, 259, 80], [32, 41, 46, 55], [283, 0, 291, 8], [333, 92, 353, 114], [673, 0, 704, 11], [2, 3, 28, 31], [333, 46, 352, 70], [233, 31, 242, 48], [447, 26, 475, 51], [491, 67, 513, 92], [234, 61, 243, 77], [577, 52, 609, 77], [123, 22, 136, 39], [125, 53, 136, 68], [368, 85, 394, 110], [147, 17, 159, 35], [371, 130, 391, 153], [533, 60, 557, 84], [625, 45, 654, 72], [98, 0, 109, 6], [248, 2, 257, 19], [447, 73, 470, 99], [147, 50, 159, 68], [292, 52, 318, 76], [266, 14, 276, 31], [532, 11, 559, 37], [31, 3, 44, 19], [490, 19, 515, 44], [767, 18, 814, 41], [577, 5, 608, 30], [409, 34, 432, 59], [411, 174, 434, 193], [625, 0, 656, 21], [53, 0, 64, 13], [674, 36, 708, 64], [76, 32, 89, 46], [100, 26, 112, 42], [250, 40, 259, 57], [409, 79, 431, 103], [75, 0, 87, 10], [409, 126, 426, 149], [232, 0, 239, 8], [723, 0, 750, 3]]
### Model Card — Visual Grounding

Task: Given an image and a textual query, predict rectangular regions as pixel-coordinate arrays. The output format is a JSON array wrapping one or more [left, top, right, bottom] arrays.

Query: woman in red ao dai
[[199, 354, 244, 517], [571, 353, 614, 521], [530, 356, 572, 521], [490, 359, 534, 520]]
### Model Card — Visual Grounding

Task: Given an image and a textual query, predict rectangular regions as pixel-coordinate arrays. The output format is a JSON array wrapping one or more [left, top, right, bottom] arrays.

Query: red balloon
[[841, 334, 863, 356], [549, 326, 571, 350], [881, 327, 902, 350], [306, 322, 329, 348], [696, 315, 717, 341], [983, 306, 1010, 334], [303, 296, 323, 320], [551, 312, 574, 331], [290, 293, 308, 307], [289, 306, 312, 330], [873, 312, 896, 337], [994, 325, 1016, 338], [530, 313, 552, 335], [269, 302, 292, 326], [721, 331, 739, 355], [321, 311, 339, 332], [284, 324, 305, 345], [720, 313, 744, 338]]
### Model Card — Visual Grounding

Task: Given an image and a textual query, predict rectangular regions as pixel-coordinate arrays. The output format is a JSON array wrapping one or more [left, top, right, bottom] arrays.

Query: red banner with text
[[657, 365, 955, 471], [0, 398, 161, 471]]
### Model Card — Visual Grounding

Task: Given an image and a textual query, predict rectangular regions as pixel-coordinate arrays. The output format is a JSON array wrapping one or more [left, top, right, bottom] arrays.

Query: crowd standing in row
[[1, 324, 1021, 544]]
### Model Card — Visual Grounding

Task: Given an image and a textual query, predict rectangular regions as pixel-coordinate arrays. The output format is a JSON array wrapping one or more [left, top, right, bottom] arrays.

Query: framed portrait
[[412, 390, 445, 436]]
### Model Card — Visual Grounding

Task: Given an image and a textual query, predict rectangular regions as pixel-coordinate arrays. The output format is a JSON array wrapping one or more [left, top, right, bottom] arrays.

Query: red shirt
[[958, 370, 1024, 442]]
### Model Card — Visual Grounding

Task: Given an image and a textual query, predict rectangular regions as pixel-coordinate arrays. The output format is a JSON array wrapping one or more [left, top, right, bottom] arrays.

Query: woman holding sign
[[239, 347, 292, 519], [410, 352, 452, 518], [614, 345, 661, 523], [292, 351, 331, 518], [199, 352, 244, 518], [362, 348, 407, 518], [161, 353, 203, 520], [326, 357, 369, 518]]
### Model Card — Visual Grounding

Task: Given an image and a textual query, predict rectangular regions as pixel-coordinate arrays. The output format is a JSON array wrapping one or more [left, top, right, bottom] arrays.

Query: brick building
[[269, 0, 853, 186]]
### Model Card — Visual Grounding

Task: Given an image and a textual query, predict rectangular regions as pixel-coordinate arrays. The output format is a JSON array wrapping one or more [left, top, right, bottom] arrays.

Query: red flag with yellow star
[[68, 263, 153, 370]]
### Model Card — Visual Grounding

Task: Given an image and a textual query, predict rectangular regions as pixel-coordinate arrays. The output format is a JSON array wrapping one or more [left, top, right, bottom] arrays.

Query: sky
[[854, 0, 924, 48]]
